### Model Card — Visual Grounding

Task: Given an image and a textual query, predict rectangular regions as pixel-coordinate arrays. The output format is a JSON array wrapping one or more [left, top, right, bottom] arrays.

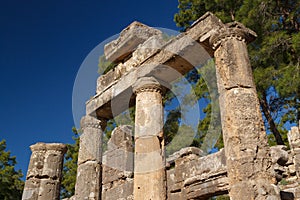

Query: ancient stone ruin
[[22, 12, 300, 200]]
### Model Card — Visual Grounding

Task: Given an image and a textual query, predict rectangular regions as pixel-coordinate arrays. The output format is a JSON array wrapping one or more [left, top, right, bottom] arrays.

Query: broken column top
[[30, 142, 67, 153], [104, 21, 162, 63]]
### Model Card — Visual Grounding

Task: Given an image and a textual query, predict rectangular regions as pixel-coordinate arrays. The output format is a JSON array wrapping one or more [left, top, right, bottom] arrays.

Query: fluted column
[[74, 115, 106, 200], [22, 143, 67, 200], [210, 22, 280, 199], [132, 77, 167, 200]]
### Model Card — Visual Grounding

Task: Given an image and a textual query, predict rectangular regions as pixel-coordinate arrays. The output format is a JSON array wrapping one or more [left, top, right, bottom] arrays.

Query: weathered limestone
[[102, 125, 134, 200], [167, 148, 228, 200], [288, 122, 300, 179], [22, 12, 300, 200], [132, 77, 167, 200], [86, 13, 220, 119], [74, 115, 106, 200], [96, 34, 166, 94], [22, 143, 67, 200], [210, 22, 280, 199], [104, 21, 162, 63]]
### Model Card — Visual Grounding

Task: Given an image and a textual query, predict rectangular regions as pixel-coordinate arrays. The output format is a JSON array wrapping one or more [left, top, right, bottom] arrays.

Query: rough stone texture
[[74, 162, 102, 200], [102, 179, 133, 200], [280, 122, 300, 199], [23, 12, 300, 200], [167, 148, 228, 200], [133, 77, 167, 200], [102, 125, 134, 200], [104, 21, 161, 63], [74, 115, 106, 200], [270, 145, 289, 166], [86, 12, 220, 119], [97, 34, 166, 94], [166, 146, 205, 168], [22, 143, 67, 200], [288, 123, 300, 178], [211, 22, 280, 199]]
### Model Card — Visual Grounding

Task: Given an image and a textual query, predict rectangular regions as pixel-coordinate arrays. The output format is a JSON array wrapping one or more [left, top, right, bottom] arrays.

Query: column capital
[[209, 22, 257, 50], [30, 142, 67, 153], [132, 76, 169, 95], [80, 115, 107, 130]]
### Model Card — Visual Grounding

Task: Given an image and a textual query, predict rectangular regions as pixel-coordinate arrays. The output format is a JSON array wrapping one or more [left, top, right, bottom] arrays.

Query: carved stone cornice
[[80, 115, 107, 130], [132, 77, 165, 95], [209, 22, 257, 50]]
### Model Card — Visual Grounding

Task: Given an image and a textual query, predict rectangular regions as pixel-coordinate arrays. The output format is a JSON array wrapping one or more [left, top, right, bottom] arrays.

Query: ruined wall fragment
[[102, 125, 134, 200]]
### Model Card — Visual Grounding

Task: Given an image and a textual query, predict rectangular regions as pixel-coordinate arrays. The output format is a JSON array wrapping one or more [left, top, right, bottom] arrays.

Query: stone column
[[22, 143, 67, 200], [209, 22, 280, 199], [132, 77, 167, 200], [288, 122, 300, 179], [74, 115, 106, 200]]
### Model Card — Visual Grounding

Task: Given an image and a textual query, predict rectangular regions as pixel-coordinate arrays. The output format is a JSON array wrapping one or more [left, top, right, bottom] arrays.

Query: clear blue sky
[[0, 0, 179, 177]]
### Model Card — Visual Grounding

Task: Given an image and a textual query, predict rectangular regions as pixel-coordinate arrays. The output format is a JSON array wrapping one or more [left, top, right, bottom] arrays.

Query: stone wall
[[101, 125, 300, 200], [280, 122, 300, 199], [102, 125, 134, 200]]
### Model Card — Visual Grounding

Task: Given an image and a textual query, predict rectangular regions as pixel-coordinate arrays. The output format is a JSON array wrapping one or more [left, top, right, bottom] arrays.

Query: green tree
[[0, 139, 24, 200], [61, 128, 80, 198], [174, 0, 300, 146]]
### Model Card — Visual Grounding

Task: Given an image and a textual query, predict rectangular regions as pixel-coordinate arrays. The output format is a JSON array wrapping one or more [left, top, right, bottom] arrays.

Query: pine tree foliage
[[0, 139, 24, 200], [174, 0, 300, 146], [61, 128, 80, 198]]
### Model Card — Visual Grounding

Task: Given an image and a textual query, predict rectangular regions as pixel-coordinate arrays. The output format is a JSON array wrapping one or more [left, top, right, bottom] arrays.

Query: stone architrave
[[132, 77, 167, 200], [74, 115, 106, 200], [22, 143, 67, 200], [210, 22, 280, 199]]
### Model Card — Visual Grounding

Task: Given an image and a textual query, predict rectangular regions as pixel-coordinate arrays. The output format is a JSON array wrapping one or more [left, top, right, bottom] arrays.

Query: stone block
[[103, 149, 133, 174], [42, 150, 65, 179], [77, 127, 102, 164], [134, 169, 166, 199], [135, 136, 164, 173], [124, 34, 166, 70], [22, 178, 40, 200], [26, 150, 45, 178], [167, 147, 205, 166], [75, 161, 102, 200], [38, 179, 60, 200], [185, 176, 229, 199], [168, 192, 184, 200], [96, 69, 118, 94], [104, 21, 161, 62], [270, 145, 289, 166], [107, 125, 133, 151], [102, 179, 133, 200], [175, 149, 226, 184]]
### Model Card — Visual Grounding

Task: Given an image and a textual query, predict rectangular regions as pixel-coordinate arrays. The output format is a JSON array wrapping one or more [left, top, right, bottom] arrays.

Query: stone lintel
[[97, 34, 166, 94], [104, 21, 162, 63], [86, 12, 224, 120]]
